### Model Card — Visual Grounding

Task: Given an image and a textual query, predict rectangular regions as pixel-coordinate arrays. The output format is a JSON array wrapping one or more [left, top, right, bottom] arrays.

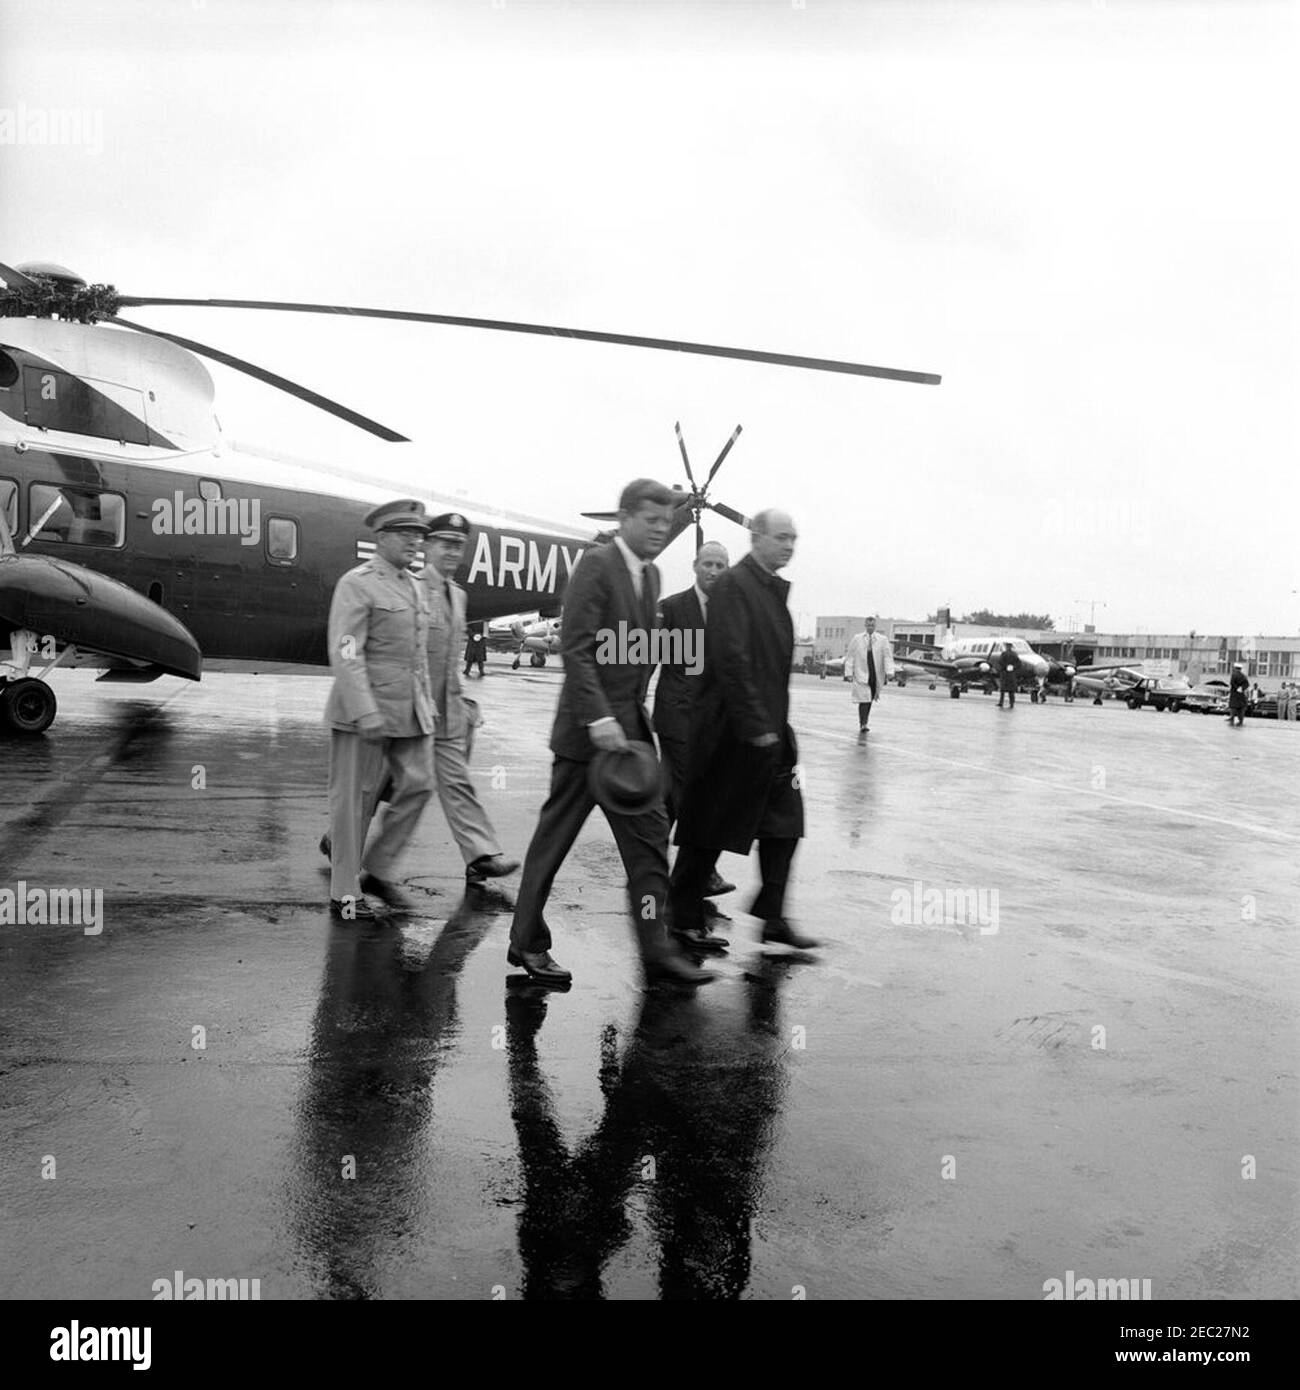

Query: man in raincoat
[[845, 615, 895, 743]]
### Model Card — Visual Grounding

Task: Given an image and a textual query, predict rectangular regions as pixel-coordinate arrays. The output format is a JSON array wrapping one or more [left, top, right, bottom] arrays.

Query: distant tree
[[961, 610, 1056, 630]]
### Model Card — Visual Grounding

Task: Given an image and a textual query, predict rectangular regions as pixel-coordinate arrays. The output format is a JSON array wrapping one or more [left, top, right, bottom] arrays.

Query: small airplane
[[1070, 665, 1144, 705], [894, 634, 1074, 701], [485, 613, 562, 668], [0, 258, 941, 733]]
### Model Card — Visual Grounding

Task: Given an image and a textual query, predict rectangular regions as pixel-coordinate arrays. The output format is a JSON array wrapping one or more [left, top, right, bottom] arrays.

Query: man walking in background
[[463, 620, 487, 678], [997, 641, 1021, 709], [845, 614, 894, 743]]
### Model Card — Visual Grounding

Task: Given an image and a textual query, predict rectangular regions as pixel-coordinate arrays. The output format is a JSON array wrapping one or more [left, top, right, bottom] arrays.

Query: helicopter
[[0, 258, 940, 733]]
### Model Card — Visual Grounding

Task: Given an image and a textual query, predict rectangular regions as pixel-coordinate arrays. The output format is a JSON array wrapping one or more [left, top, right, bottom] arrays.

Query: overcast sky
[[2, 0, 1296, 636]]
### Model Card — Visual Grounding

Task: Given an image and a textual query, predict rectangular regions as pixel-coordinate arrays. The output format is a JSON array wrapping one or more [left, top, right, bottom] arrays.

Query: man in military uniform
[[996, 642, 1021, 709], [325, 499, 437, 919], [463, 620, 488, 678], [421, 513, 520, 885]]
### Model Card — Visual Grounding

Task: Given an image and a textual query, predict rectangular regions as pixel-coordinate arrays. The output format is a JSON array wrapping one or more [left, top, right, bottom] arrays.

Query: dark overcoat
[[549, 539, 660, 763], [652, 585, 705, 747], [674, 552, 804, 853]]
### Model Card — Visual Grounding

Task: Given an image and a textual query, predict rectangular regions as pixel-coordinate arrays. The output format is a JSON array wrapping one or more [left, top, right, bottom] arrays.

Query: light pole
[[1075, 597, 1107, 630]]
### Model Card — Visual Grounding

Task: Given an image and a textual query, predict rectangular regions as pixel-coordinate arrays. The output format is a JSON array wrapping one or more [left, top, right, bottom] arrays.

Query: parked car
[[1183, 679, 1230, 715], [1125, 676, 1192, 712]]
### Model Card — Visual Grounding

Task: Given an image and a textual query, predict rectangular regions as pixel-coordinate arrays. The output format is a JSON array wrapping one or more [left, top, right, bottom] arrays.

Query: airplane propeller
[[2, 261, 941, 443]]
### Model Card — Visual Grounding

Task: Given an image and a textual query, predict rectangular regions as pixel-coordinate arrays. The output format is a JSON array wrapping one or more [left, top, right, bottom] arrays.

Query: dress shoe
[[701, 899, 730, 924], [330, 895, 381, 921], [359, 873, 418, 911], [467, 853, 521, 883], [507, 947, 572, 985], [643, 951, 717, 985], [760, 917, 821, 949], [319, 832, 332, 859], [704, 869, 736, 897], [672, 925, 729, 953], [857, 728, 868, 744]]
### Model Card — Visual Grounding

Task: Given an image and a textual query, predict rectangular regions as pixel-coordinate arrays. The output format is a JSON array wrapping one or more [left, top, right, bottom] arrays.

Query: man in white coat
[[845, 615, 895, 743]]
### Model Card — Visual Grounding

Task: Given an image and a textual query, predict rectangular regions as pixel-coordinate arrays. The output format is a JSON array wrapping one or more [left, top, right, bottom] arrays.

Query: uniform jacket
[[421, 571, 477, 743], [550, 538, 659, 763], [1229, 669, 1250, 713], [675, 552, 804, 853], [845, 628, 895, 704], [324, 555, 435, 737], [652, 585, 706, 747]]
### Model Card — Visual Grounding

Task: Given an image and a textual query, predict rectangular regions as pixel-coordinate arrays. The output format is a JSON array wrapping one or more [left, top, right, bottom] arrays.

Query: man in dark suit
[[508, 479, 714, 987], [653, 540, 737, 944], [669, 509, 820, 951], [654, 540, 728, 825]]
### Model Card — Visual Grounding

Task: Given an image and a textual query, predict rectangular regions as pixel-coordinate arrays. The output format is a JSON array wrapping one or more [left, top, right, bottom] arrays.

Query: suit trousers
[[671, 837, 797, 929], [510, 756, 671, 957], [328, 730, 435, 900], [434, 732, 501, 865], [657, 731, 688, 828]]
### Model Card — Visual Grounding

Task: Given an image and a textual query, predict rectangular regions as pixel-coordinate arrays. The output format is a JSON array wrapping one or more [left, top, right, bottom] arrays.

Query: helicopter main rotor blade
[[705, 500, 753, 531], [108, 316, 409, 441], [704, 423, 743, 490], [674, 421, 698, 490], [112, 296, 942, 384], [0, 261, 43, 292]]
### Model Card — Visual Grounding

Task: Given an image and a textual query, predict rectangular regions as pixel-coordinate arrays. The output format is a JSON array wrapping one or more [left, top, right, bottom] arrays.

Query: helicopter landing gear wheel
[[0, 677, 58, 734], [530, 651, 546, 667]]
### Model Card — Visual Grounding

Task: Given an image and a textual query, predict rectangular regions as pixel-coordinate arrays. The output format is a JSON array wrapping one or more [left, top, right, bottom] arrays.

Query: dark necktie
[[642, 562, 658, 630], [867, 634, 878, 695]]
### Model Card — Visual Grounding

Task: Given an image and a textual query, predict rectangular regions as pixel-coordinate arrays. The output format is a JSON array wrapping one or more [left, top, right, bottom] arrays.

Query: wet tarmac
[[1, 668, 1297, 1299]]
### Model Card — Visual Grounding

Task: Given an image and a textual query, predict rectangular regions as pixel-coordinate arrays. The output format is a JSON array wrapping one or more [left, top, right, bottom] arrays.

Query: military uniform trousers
[[434, 729, 502, 865], [328, 731, 435, 900]]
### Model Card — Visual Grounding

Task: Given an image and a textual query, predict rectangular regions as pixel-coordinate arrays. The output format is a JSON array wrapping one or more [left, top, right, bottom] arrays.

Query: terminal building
[[814, 617, 1300, 691]]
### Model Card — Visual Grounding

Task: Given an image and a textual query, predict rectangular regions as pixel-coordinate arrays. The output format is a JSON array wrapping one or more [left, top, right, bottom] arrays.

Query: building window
[[27, 482, 126, 547], [267, 516, 299, 564]]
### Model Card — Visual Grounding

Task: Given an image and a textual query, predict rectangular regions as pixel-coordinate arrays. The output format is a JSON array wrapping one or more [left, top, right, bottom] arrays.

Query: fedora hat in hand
[[587, 741, 664, 816]]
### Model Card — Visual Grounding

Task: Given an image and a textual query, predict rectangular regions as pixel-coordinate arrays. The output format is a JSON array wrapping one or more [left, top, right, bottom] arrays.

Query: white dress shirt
[[614, 533, 648, 597]]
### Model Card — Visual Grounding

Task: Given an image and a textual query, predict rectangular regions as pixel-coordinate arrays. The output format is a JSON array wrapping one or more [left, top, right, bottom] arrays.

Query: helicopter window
[[1, 479, 16, 536], [22, 366, 149, 446], [28, 483, 126, 548], [0, 352, 19, 390], [266, 516, 298, 564]]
